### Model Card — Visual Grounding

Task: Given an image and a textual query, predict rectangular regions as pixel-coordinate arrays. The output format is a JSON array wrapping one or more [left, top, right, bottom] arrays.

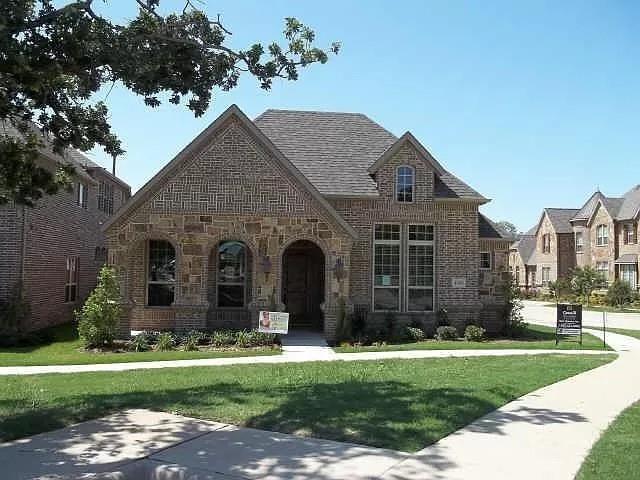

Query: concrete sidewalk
[[524, 299, 640, 330]]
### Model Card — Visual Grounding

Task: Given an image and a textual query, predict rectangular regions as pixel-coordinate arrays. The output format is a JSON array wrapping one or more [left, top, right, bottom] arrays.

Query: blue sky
[[87, 0, 639, 232]]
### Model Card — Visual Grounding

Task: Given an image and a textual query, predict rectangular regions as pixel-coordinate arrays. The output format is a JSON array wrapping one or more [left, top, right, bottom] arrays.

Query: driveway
[[523, 300, 640, 330]]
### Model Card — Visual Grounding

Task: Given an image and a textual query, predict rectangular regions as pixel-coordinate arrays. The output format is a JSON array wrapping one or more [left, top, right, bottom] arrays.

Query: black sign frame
[[556, 303, 583, 345]]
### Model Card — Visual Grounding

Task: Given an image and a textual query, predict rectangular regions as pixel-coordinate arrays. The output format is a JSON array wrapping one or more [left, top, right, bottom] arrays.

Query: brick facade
[[0, 162, 130, 332]]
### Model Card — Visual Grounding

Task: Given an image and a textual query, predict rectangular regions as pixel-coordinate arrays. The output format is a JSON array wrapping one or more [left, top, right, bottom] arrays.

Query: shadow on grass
[[0, 379, 587, 453]]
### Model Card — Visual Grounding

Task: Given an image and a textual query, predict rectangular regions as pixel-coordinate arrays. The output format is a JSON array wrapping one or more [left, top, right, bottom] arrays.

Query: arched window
[[396, 165, 414, 202], [218, 241, 246, 308], [147, 240, 176, 306]]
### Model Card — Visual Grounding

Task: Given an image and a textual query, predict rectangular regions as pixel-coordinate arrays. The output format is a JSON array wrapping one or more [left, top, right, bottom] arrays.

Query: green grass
[[543, 303, 640, 314], [576, 400, 640, 480], [0, 354, 614, 451], [0, 323, 280, 367], [335, 324, 610, 353]]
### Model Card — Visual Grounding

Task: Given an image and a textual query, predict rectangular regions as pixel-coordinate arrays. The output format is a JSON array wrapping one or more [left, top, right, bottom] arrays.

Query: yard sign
[[556, 303, 582, 345], [258, 311, 290, 334]]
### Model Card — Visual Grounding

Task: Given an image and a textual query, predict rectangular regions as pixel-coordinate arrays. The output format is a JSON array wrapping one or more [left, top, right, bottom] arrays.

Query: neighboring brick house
[[104, 105, 510, 341], [0, 123, 131, 332], [570, 187, 640, 290], [510, 208, 578, 290]]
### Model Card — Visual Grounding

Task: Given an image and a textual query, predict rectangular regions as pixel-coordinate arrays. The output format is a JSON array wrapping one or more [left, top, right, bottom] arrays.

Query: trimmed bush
[[76, 266, 121, 348], [464, 325, 486, 342], [405, 326, 425, 342], [155, 332, 175, 351], [435, 326, 458, 341]]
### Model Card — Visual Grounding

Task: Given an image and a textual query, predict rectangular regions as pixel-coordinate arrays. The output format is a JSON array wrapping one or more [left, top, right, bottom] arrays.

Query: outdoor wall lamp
[[333, 258, 345, 281]]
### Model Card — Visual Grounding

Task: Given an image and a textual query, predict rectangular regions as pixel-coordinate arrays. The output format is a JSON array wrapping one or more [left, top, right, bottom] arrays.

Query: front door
[[282, 240, 324, 329]]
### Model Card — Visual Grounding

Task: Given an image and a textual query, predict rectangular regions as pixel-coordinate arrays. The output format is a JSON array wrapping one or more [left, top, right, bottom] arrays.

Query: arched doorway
[[282, 240, 325, 330]]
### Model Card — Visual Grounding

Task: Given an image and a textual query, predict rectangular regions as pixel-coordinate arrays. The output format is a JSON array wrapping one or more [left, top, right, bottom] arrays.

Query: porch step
[[280, 331, 337, 359]]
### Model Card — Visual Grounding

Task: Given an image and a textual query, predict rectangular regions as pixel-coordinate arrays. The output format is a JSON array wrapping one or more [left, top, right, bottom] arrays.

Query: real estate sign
[[556, 303, 582, 345], [258, 311, 289, 334]]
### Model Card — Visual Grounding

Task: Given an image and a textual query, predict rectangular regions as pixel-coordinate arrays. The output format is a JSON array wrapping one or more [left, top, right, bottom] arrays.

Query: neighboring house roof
[[615, 254, 638, 265], [478, 213, 511, 240], [617, 185, 640, 221], [512, 234, 537, 265], [0, 120, 129, 190], [103, 105, 358, 238], [254, 109, 486, 201], [543, 208, 580, 234]]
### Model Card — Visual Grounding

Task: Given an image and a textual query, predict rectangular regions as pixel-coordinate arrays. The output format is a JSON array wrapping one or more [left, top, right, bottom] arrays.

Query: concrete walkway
[[2, 329, 638, 479], [524, 299, 640, 330]]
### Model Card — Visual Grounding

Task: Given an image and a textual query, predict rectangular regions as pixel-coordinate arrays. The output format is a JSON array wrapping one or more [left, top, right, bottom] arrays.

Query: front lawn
[[585, 326, 640, 341], [335, 324, 609, 353], [0, 323, 280, 367], [0, 354, 614, 451], [543, 303, 640, 314], [576, 400, 640, 480]]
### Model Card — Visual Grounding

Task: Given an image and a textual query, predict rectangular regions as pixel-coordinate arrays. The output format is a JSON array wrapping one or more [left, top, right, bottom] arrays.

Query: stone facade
[[105, 106, 509, 340]]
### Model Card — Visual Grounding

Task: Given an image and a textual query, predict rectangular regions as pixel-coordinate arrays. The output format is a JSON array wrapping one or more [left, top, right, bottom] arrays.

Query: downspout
[[19, 205, 27, 286]]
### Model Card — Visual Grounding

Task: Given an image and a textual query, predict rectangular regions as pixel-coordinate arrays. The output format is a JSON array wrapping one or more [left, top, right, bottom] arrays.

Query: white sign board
[[452, 277, 467, 288], [258, 311, 289, 334]]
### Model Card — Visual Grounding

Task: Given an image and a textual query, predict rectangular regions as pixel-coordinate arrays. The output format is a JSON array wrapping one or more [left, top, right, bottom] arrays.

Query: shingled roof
[[617, 185, 640, 220], [511, 234, 537, 265], [543, 208, 580, 234], [478, 213, 511, 239], [254, 109, 485, 200]]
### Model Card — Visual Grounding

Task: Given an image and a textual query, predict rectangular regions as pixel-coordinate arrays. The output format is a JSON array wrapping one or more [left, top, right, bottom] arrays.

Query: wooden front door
[[282, 241, 324, 329]]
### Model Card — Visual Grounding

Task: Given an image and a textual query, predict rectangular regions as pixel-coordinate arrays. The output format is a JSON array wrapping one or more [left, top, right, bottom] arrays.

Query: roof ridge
[[259, 108, 370, 117]]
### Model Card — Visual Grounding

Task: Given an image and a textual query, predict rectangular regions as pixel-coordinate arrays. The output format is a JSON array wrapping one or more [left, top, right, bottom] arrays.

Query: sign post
[[257, 311, 290, 335], [556, 303, 583, 345]]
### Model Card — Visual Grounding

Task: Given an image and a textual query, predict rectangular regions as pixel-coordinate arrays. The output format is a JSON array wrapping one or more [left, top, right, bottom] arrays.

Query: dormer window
[[396, 165, 414, 202]]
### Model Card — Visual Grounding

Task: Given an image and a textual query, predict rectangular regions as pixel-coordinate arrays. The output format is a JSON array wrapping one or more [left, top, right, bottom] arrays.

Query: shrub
[[128, 333, 150, 352], [76, 266, 121, 348], [405, 326, 425, 342], [606, 280, 634, 309], [185, 330, 208, 345], [182, 335, 199, 351], [502, 275, 528, 338], [351, 307, 366, 338], [155, 332, 175, 351], [464, 325, 486, 342], [384, 311, 396, 339], [235, 330, 251, 348], [0, 282, 30, 335], [436, 308, 449, 327], [435, 326, 458, 341], [571, 266, 605, 306], [211, 330, 236, 347]]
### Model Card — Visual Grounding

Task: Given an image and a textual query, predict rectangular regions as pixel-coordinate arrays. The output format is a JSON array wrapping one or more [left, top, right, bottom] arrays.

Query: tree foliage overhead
[[1, 0, 339, 205], [496, 220, 519, 239]]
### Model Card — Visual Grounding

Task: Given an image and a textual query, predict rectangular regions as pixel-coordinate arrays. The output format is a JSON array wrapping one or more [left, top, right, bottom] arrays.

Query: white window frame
[[76, 183, 87, 209], [217, 241, 248, 309], [596, 224, 609, 246], [406, 224, 435, 313], [64, 256, 79, 303], [480, 251, 492, 270], [575, 232, 584, 253], [395, 165, 415, 203], [624, 224, 636, 245], [372, 223, 402, 312]]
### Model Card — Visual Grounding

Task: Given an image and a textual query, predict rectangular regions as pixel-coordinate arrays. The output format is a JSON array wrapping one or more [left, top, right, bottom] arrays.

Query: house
[[103, 105, 510, 341], [509, 208, 578, 290], [0, 122, 131, 332], [570, 187, 640, 290]]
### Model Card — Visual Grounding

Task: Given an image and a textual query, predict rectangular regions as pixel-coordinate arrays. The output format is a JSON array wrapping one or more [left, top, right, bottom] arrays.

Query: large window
[[373, 224, 401, 311], [407, 225, 434, 311], [217, 241, 247, 308], [373, 224, 434, 312], [76, 183, 87, 209], [64, 256, 79, 302], [575, 232, 584, 253], [620, 264, 637, 290], [541, 267, 550, 287], [98, 180, 114, 215], [480, 252, 492, 270], [147, 240, 176, 306], [596, 261, 609, 284], [396, 166, 414, 203], [596, 225, 609, 246]]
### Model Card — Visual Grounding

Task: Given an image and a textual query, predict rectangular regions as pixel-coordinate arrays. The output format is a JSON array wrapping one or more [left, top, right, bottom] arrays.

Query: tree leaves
[[1, 0, 338, 205]]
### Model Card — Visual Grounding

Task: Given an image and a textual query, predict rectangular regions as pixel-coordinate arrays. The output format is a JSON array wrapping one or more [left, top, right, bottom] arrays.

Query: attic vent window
[[396, 165, 414, 203]]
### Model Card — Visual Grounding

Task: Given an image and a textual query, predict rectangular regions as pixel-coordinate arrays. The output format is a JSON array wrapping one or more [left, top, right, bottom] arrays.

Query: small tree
[[571, 266, 604, 306], [76, 266, 121, 348], [606, 280, 634, 310], [548, 277, 571, 302], [502, 275, 527, 337]]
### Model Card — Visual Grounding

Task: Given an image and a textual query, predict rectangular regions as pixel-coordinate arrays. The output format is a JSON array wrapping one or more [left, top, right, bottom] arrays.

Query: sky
[[86, 0, 639, 232]]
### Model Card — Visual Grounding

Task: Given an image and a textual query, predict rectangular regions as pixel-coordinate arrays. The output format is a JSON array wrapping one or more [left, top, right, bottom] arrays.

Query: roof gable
[[367, 132, 446, 176], [618, 185, 640, 220], [586, 198, 618, 226], [103, 105, 357, 238], [541, 208, 580, 234], [479, 213, 510, 239]]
